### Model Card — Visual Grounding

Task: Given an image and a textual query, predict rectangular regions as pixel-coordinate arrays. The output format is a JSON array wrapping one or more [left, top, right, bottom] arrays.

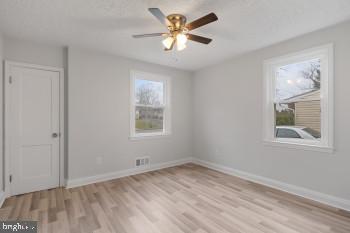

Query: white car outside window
[[276, 126, 321, 140]]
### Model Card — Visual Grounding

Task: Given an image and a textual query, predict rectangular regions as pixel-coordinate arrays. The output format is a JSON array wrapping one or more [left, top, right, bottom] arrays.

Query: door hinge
[[9, 175, 12, 183], [9, 76, 13, 84]]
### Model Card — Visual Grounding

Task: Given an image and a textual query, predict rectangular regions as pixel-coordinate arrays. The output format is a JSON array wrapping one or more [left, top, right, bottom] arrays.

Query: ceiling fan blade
[[185, 13, 218, 31], [148, 8, 172, 27], [132, 33, 167, 38], [187, 34, 212, 44], [164, 39, 176, 51]]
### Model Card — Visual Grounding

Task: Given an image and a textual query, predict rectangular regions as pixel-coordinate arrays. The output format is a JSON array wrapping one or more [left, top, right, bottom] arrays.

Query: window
[[130, 71, 171, 138], [263, 44, 334, 151]]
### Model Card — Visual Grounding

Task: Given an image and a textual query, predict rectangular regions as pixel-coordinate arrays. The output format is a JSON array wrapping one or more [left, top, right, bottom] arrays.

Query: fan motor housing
[[167, 14, 187, 31]]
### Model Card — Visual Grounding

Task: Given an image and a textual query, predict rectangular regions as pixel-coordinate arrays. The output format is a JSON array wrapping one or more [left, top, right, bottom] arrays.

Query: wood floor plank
[[1, 163, 349, 233]]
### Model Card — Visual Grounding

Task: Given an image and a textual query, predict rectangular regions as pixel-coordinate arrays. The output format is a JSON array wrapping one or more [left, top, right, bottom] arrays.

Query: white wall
[[193, 21, 350, 201], [68, 48, 193, 180], [3, 37, 66, 68], [0, 34, 3, 191]]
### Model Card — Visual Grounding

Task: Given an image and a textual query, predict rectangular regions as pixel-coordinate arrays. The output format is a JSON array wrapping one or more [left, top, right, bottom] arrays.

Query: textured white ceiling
[[0, 0, 350, 70]]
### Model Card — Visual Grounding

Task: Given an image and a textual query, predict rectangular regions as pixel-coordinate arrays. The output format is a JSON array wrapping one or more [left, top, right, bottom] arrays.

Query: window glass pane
[[302, 127, 321, 139], [135, 79, 164, 106], [135, 106, 164, 133], [275, 58, 321, 140], [276, 128, 301, 138]]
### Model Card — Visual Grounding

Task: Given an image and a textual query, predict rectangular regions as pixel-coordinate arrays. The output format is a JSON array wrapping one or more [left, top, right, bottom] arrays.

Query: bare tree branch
[[300, 62, 320, 89], [136, 84, 160, 106]]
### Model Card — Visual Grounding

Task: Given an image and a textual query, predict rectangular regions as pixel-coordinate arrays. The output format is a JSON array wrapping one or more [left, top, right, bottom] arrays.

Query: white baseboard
[[193, 158, 350, 212], [66, 157, 193, 189]]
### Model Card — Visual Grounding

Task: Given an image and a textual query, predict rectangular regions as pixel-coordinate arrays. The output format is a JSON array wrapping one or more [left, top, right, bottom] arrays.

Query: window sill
[[263, 140, 334, 153], [129, 133, 171, 141]]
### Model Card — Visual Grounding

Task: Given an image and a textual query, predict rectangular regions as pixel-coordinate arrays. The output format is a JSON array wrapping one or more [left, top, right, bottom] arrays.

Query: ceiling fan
[[132, 8, 218, 51]]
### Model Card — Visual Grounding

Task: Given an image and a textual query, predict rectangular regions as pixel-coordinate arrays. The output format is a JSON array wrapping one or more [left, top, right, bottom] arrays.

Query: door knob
[[52, 133, 59, 138]]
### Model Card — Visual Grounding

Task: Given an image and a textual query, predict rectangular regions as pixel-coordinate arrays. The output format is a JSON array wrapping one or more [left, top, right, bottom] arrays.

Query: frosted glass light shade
[[162, 37, 174, 49]]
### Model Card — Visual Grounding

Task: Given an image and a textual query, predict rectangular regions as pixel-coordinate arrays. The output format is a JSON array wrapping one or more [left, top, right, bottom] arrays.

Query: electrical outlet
[[96, 156, 103, 165], [215, 148, 223, 157]]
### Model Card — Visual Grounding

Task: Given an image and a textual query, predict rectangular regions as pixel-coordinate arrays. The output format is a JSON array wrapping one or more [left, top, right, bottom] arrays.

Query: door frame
[[4, 61, 65, 196]]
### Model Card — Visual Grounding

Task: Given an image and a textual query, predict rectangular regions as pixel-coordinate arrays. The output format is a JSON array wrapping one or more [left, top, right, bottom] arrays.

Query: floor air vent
[[135, 156, 150, 168]]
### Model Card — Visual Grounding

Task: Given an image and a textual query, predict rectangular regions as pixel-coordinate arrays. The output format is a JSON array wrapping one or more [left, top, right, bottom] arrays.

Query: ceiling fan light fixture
[[162, 36, 174, 49], [132, 8, 218, 51], [176, 33, 188, 45], [177, 42, 187, 51]]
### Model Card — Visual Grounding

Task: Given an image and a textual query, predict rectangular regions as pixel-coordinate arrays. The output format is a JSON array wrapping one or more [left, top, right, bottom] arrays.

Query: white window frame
[[263, 44, 334, 152], [130, 70, 171, 139]]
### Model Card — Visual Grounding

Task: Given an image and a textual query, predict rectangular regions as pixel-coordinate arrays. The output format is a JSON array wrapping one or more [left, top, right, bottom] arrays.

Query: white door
[[8, 64, 60, 195]]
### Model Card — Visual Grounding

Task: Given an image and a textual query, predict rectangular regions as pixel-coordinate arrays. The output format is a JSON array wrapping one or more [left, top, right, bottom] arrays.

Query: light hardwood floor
[[0, 164, 349, 233]]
